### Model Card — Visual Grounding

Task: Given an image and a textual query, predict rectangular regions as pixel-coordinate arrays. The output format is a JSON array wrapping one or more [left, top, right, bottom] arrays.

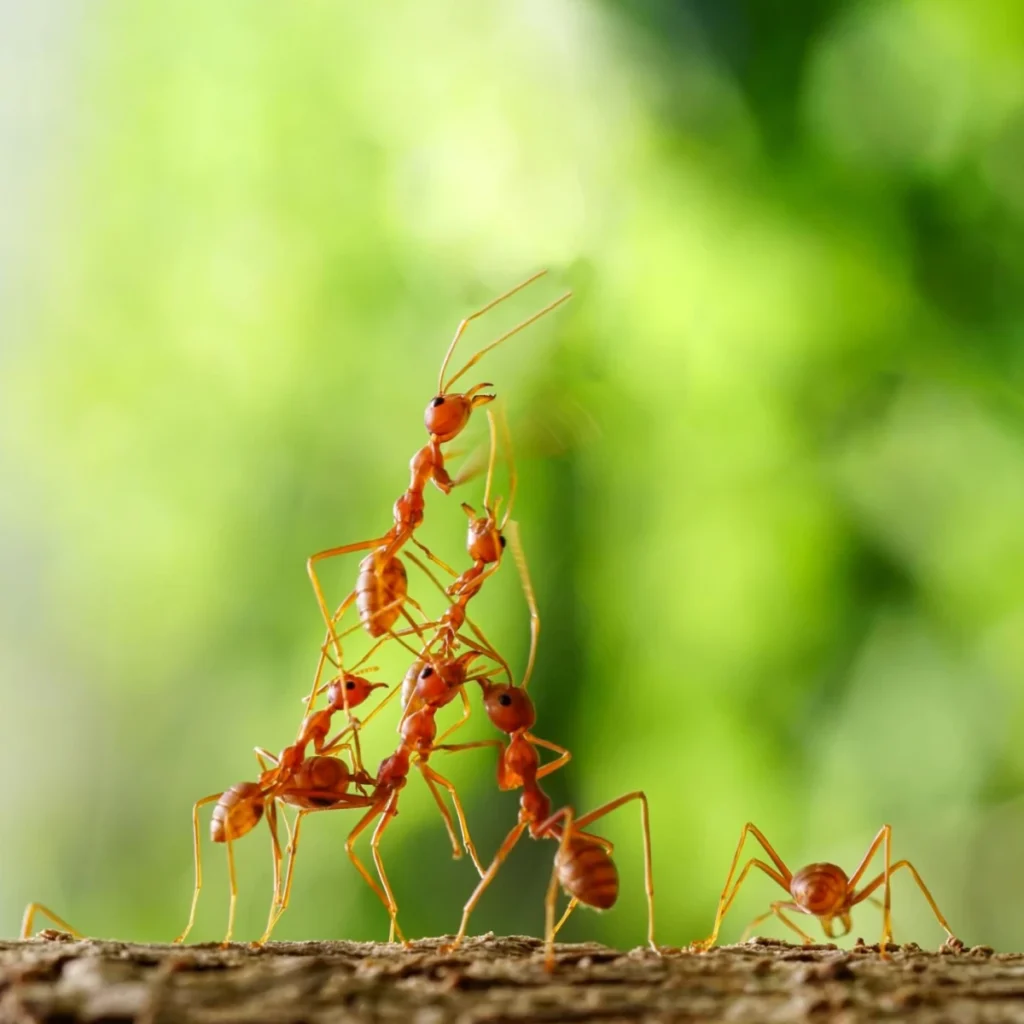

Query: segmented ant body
[[173, 674, 382, 946], [305, 273, 570, 709], [440, 681, 656, 970], [692, 823, 957, 957]]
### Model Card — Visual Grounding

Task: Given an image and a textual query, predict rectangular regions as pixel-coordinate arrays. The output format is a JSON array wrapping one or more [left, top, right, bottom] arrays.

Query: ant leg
[[419, 764, 463, 860], [437, 270, 549, 392], [434, 686, 474, 746], [345, 804, 407, 944], [551, 897, 580, 940], [529, 735, 571, 781], [741, 902, 814, 945], [254, 748, 278, 773], [253, 801, 283, 946], [262, 810, 306, 942], [545, 810, 576, 971], [436, 739, 505, 754], [304, 587, 359, 711], [369, 798, 406, 945], [174, 793, 223, 944], [691, 823, 792, 952], [220, 831, 239, 948], [505, 521, 540, 689], [307, 538, 373, 663], [442, 822, 528, 953], [411, 535, 458, 578], [570, 792, 657, 954], [845, 824, 892, 955], [420, 762, 485, 876], [21, 903, 82, 940], [852, 859, 955, 945]]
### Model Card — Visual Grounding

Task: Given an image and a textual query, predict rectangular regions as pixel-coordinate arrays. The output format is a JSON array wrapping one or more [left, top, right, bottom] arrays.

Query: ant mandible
[[691, 822, 957, 957], [304, 272, 570, 708]]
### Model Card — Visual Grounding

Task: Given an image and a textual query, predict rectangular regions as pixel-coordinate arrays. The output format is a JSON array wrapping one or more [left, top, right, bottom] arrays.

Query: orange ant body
[[440, 680, 656, 970], [305, 272, 570, 706], [692, 823, 957, 956], [174, 673, 381, 945]]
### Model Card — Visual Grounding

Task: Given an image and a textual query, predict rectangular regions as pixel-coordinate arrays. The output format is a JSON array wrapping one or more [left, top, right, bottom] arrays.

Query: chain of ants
[[22, 273, 960, 965]]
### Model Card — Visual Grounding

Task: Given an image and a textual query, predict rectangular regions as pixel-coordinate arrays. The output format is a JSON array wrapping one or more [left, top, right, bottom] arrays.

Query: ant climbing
[[691, 822, 957, 957], [438, 679, 657, 970], [304, 272, 570, 709], [174, 673, 381, 945]]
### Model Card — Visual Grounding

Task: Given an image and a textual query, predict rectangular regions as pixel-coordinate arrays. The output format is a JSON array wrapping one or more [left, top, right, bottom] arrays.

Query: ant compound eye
[[498, 693, 513, 707], [421, 666, 434, 678], [346, 680, 355, 690], [499, 535, 507, 549], [431, 396, 445, 407]]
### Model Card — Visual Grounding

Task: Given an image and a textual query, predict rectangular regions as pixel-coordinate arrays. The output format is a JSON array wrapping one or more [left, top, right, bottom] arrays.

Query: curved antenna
[[506, 520, 540, 689], [483, 408, 498, 513], [438, 270, 549, 393], [443, 287, 572, 395], [496, 403, 517, 530]]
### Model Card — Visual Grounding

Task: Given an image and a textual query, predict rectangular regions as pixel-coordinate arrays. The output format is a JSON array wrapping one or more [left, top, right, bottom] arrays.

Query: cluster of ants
[[22, 272, 960, 965]]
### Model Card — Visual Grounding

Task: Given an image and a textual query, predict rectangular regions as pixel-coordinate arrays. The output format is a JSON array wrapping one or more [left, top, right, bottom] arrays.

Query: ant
[[304, 272, 570, 709], [691, 822, 957, 957], [20, 904, 81, 940], [174, 673, 381, 945], [438, 679, 657, 971]]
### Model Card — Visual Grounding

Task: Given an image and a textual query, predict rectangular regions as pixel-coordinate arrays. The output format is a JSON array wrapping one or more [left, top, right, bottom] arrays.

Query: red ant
[[691, 823, 957, 956], [304, 273, 570, 710], [438, 679, 657, 970], [173, 672, 381, 945]]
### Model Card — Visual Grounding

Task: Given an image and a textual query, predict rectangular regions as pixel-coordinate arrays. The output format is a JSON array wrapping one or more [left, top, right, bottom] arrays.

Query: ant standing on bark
[[692, 822, 958, 957]]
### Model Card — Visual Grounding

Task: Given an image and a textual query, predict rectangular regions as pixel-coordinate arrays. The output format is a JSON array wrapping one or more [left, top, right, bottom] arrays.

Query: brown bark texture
[[0, 932, 1018, 1024]]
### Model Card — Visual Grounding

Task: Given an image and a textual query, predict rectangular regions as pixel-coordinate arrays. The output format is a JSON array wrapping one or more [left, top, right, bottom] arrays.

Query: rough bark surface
[[0, 932, 1018, 1023]]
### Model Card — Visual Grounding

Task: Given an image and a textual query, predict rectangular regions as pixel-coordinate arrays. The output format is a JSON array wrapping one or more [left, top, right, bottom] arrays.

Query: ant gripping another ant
[[692, 822, 958, 957], [173, 672, 383, 946], [304, 272, 570, 714]]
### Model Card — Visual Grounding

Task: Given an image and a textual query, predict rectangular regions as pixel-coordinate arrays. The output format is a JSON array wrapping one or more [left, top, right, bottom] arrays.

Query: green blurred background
[[3, 0, 1024, 951]]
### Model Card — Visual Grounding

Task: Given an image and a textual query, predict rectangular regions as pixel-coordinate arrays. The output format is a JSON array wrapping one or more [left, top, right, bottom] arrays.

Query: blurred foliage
[[2, 0, 1024, 951]]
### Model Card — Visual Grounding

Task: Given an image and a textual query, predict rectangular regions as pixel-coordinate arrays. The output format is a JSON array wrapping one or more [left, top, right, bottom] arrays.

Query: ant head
[[466, 506, 505, 565], [327, 674, 386, 711], [424, 384, 494, 443], [790, 863, 849, 917], [478, 680, 535, 734]]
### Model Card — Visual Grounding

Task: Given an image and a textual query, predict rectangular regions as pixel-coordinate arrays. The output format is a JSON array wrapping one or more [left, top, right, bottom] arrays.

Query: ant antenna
[[506, 520, 540, 690], [483, 408, 498, 513], [438, 270, 548, 393], [496, 403, 517, 530], [441, 285, 572, 395]]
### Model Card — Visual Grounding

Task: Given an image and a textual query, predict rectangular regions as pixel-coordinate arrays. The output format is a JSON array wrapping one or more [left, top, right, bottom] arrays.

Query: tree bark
[[0, 932, 1015, 1023]]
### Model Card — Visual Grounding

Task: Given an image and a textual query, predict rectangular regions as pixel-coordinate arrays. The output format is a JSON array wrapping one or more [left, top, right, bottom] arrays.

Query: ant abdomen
[[556, 835, 619, 911], [211, 782, 264, 843], [285, 756, 352, 808], [356, 548, 408, 637], [790, 863, 848, 916]]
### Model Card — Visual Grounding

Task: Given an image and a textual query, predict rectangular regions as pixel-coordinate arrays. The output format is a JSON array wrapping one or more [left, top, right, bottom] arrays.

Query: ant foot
[[690, 939, 713, 953], [941, 935, 965, 954]]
